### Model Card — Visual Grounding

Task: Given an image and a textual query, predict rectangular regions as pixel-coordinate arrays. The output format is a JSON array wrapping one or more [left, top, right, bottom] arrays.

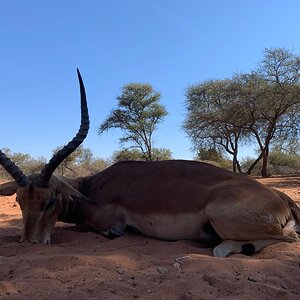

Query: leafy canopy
[[99, 83, 168, 161]]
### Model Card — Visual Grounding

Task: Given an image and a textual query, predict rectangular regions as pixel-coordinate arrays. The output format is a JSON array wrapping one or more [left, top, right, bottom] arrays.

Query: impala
[[0, 70, 299, 257]]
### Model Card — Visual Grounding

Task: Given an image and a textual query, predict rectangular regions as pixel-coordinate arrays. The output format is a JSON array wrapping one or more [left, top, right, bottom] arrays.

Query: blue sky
[[1, 0, 300, 161]]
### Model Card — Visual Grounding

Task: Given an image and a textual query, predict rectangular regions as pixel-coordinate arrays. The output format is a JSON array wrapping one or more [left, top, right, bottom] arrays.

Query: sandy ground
[[1, 176, 300, 299]]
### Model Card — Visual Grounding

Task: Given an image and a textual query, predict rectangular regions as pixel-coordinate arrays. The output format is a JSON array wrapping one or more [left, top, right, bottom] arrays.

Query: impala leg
[[102, 226, 125, 239], [79, 204, 128, 239]]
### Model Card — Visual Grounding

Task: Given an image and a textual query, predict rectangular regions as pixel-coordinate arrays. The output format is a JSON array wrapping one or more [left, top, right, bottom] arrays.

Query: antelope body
[[1, 71, 299, 257]]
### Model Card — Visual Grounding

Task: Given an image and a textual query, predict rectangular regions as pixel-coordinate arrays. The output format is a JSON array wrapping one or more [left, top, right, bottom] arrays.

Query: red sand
[[1, 176, 300, 299]]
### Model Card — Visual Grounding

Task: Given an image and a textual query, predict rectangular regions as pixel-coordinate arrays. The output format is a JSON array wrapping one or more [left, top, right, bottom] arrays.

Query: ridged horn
[[40, 69, 90, 185], [0, 150, 30, 187]]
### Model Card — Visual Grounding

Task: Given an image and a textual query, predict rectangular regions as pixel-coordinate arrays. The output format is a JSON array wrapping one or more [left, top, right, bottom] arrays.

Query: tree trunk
[[246, 152, 263, 175], [260, 147, 270, 177], [232, 151, 238, 173], [232, 156, 237, 173], [236, 160, 242, 173], [146, 145, 152, 162]]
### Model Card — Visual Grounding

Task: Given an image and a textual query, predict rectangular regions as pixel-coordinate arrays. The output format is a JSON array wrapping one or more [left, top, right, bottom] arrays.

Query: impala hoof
[[102, 226, 124, 239], [241, 243, 255, 256]]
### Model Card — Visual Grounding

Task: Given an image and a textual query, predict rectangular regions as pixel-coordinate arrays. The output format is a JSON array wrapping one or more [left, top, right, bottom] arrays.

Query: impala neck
[[58, 197, 88, 224], [56, 176, 92, 224]]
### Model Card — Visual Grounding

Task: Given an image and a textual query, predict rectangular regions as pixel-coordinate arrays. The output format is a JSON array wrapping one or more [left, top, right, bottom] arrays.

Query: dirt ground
[[1, 176, 300, 300]]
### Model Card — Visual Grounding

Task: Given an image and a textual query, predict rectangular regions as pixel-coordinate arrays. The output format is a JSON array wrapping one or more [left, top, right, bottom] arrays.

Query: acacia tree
[[184, 79, 248, 172], [98, 83, 168, 162], [184, 48, 300, 177], [238, 48, 300, 176]]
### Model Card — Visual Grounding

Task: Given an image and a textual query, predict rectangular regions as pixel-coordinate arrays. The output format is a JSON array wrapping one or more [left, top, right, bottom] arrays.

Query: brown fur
[[1, 160, 299, 257]]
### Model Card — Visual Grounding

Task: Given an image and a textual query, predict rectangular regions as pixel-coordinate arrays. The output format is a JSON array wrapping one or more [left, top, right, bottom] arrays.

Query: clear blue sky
[[1, 0, 300, 161]]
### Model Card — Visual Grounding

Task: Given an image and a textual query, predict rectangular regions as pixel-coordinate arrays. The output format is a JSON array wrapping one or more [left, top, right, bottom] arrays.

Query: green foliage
[[184, 79, 248, 172], [78, 158, 108, 176], [0, 146, 109, 180], [268, 151, 300, 173], [0, 147, 46, 180], [111, 147, 172, 163], [241, 151, 300, 175], [184, 47, 300, 176], [240, 157, 263, 176], [111, 149, 144, 163], [99, 83, 168, 161], [195, 148, 232, 170], [196, 148, 225, 162], [235, 48, 300, 176], [52, 145, 108, 177], [151, 148, 173, 161]]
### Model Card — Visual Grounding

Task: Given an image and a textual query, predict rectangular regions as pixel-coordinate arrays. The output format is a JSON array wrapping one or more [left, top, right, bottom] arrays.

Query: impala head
[[0, 69, 89, 244]]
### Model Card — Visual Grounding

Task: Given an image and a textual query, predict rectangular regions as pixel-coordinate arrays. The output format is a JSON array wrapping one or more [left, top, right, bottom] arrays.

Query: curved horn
[[40, 69, 90, 185], [0, 150, 29, 187]]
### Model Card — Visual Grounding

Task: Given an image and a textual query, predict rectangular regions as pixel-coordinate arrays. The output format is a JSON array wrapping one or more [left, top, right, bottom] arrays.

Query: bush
[[0, 147, 109, 180], [195, 148, 232, 171], [241, 151, 300, 175], [0, 148, 47, 180], [111, 148, 173, 163]]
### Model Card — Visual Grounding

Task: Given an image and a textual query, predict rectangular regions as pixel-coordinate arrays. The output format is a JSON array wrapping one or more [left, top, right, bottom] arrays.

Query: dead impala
[[0, 70, 300, 257]]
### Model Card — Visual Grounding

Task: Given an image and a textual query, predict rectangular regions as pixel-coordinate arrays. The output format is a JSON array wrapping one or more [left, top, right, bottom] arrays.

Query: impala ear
[[0, 181, 18, 196], [53, 177, 96, 205]]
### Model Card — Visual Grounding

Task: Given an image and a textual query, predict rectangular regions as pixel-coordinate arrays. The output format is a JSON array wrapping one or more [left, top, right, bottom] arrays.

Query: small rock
[[247, 276, 257, 282], [157, 266, 168, 274], [203, 275, 217, 286], [116, 268, 124, 275]]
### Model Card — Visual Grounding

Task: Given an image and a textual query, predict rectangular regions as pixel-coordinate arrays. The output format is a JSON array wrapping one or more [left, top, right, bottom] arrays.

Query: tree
[[111, 149, 143, 162], [0, 147, 46, 179], [151, 148, 173, 161], [0, 146, 107, 180], [98, 83, 168, 162], [53, 145, 84, 176], [52, 145, 108, 177], [184, 48, 300, 177], [184, 79, 248, 172], [241, 151, 300, 175], [237, 48, 300, 176], [195, 147, 232, 170], [111, 147, 172, 163], [196, 148, 224, 162]]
